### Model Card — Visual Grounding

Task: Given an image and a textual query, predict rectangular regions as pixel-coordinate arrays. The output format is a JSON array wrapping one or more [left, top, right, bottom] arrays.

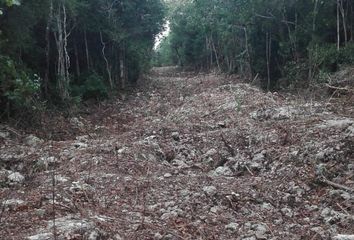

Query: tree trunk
[[339, 0, 348, 45], [74, 37, 80, 79], [120, 46, 125, 89], [210, 36, 221, 72], [337, 0, 341, 51], [84, 29, 90, 69], [44, 0, 53, 98], [54, 1, 70, 101], [100, 31, 113, 89], [243, 27, 252, 79], [266, 32, 272, 91]]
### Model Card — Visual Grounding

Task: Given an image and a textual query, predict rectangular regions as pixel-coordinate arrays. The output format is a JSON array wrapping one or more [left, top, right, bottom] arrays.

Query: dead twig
[[325, 84, 354, 92], [321, 176, 354, 193], [221, 134, 236, 157]]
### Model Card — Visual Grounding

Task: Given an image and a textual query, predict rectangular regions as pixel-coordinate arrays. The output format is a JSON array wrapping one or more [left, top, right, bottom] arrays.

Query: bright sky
[[154, 20, 171, 50]]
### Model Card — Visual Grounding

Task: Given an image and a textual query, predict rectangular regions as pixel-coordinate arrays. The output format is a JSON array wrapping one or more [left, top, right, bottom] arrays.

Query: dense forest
[[2, 0, 354, 119], [0, 0, 165, 118], [156, 0, 354, 90]]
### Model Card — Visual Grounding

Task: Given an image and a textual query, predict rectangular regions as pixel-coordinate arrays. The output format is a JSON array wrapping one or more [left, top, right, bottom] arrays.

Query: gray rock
[[250, 106, 297, 121], [281, 207, 293, 217], [73, 142, 88, 149], [163, 173, 172, 178], [0, 170, 8, 183], [252, 153, 265, 162], [24, 135, 43, 146], [347, 126, 354, 137], [253, 223, 268, 236], [225, 222, 239, 232], [319, 119, 354, 129], [212, 166, 233, 176], [27, 216, 102, 240], [0, 131, 10, 139], [171, 132, 180, 141], [204, 148, 218, 157], [203, 186, 217, 196], [161, 211, 178, 220], [3, 199, 26, 211], [7, 171, 25, 184], [37, 156, 58, 169], [154, 233, 163, 240], [171, 159, 188, 168], [210, 206, 221, 213], [70, 117, 84, 128], [333, 235, 354, 240]]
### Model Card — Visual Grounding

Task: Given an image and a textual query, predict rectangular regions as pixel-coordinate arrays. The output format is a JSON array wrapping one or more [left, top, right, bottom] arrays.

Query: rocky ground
[[0, 67, 353, 240]]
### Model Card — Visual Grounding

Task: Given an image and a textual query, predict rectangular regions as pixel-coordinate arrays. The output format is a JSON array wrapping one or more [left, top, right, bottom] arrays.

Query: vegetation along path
[[1, 67, 354, 239]]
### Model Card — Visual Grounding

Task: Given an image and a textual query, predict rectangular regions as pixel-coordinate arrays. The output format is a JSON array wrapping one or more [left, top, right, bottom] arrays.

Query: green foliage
[[0, 55, 41, 114], [0, 0, 165, 116], [158, 0, 354, 90], [71, 72, 108, 100]]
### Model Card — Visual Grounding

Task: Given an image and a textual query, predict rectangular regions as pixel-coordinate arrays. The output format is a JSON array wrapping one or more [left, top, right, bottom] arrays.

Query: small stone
[[118, 147, 128, 154], [161, 211, 178, 220], [261, 203, 273, 210], [217, 121, 227, 128], [163, 173, 172, 178], [333, 235, 354, 240], [316, 151, 326, 161], [171, 132, 180, 141], [212, 166, 233, 176], [210, 206, 220, 213], [70, 117, 84, 128], [225, 222, 239, 232], [0, 131, 10, 139], [253, 223, 268, 236], [37, 156, 58, 169], [252, 153, 265, 162], [0, 170, 8, 183], [203, 186, 217, 196], [114, 234, 123, 240], [73, 142, 88, 149], [88, 231, 100, 240], [205, 148, 218, 157], [154, 233, 163, 240], [7, 171, 25, 184], [3, 199, 26, 211], [24, 135, 43, 146], [281, 207, 293, 217]]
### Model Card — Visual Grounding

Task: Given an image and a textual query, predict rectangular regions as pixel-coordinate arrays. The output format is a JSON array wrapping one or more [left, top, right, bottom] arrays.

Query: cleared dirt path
[[0, 67, 353, 239]]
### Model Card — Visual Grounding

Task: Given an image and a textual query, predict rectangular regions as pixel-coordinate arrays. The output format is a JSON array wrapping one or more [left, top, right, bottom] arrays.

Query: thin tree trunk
[[210, 36, 221, 72], [337, 0, 341, 51], [266, 32, 272, 91], [84, 29, 90, 69], [100, 31, 113, 89], [44, 0, 53, 98], [54, 1, 70, 101], [120, 45, 125, 89], [339, 0, 348, 45], [74, 37, 80, 78], [243, 27, 252, 79]]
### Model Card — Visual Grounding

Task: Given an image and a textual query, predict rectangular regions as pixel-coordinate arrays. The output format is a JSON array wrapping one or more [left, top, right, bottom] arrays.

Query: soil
[[0, 67, 353, 240]]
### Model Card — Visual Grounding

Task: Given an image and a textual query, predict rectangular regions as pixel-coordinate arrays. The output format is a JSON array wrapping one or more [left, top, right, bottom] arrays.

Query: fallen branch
[[325, 84, 354, 92], [321, 177, 354, 193]]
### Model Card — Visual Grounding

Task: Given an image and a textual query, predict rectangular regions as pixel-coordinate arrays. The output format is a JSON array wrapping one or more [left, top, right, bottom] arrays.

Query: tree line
[[0, 0, 165, 118], [156, 0, 354, 90]]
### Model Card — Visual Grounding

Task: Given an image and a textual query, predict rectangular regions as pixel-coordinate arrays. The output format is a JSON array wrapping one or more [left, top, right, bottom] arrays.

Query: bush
[[71, 72, 108, 100], [0, 55, 41, 116]]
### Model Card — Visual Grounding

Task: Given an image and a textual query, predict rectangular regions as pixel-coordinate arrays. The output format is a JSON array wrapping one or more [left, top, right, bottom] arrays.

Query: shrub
[[0, 55, 41, 116], [71, 72, 108, 100]]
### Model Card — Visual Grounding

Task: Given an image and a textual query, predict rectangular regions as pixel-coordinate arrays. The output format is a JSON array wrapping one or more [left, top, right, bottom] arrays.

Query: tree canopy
[[0, 0, 165, 117], [156, 0, 354, 90]]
